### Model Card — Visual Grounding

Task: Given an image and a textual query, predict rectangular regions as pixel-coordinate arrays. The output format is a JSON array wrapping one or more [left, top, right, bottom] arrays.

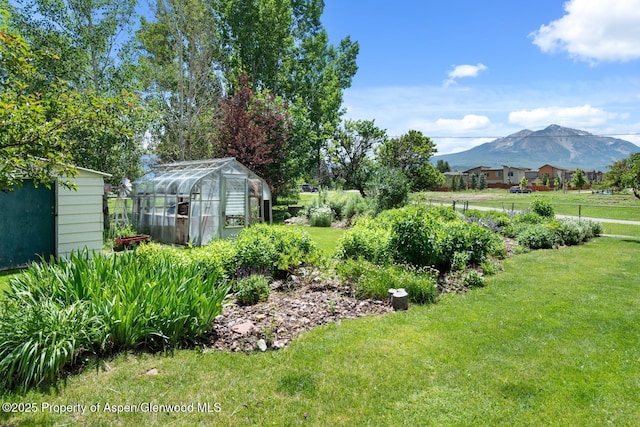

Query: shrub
[[387, 207, 441, 267], [373, 168, 410, 212], [530, 198, 555, 218], [233, 275, 270, 306], [463, 270, 485, 288], [135, 241, 235, 284], [336, 259, 437, 304], [554, 219, 602, 245], [309, 206, 334, 227], [516, 224, 556, 249], [234, 224, 316, 277], [439, 220, 506, 269], [336, 218, 392, 265]]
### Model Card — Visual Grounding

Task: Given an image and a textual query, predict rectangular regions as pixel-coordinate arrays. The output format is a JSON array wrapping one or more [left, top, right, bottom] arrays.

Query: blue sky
[[321, 0, 640, 154]]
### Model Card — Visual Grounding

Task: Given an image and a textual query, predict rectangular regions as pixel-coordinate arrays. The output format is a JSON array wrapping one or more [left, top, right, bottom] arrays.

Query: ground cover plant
[[2, 237, 638, 426]]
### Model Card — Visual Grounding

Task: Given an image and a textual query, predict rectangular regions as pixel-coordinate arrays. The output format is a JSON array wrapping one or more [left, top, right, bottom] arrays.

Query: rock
[[231, 321, 256, 335], [257, 339, 267, 352], [145, 368, 158, 376]]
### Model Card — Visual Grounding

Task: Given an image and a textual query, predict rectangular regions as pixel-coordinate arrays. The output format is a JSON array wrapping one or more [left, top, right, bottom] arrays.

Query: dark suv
[[300, 184, 319, 192], [509, 185, 532, 194]]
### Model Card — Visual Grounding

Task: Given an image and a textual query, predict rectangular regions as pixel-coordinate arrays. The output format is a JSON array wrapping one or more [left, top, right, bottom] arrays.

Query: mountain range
[[431, 124, 640, 172]]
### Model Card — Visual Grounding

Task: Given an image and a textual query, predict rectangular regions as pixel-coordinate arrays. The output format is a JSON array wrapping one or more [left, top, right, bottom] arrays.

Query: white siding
[[56, 169, 108, 258]]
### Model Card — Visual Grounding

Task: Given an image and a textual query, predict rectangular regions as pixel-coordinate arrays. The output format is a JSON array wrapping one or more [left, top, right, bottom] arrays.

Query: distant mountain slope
[[431, 124, 640, 171]]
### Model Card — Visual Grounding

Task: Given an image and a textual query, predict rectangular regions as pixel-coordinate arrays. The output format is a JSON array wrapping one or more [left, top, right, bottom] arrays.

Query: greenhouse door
[[0, 180, 55, 268], [221, 176, 247, 239]]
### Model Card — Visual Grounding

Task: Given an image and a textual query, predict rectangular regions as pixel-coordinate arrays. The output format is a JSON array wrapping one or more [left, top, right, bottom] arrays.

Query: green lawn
[[290, 225, 345, 254], [2, 237, 639, 426], [420, 190, 640, 221]]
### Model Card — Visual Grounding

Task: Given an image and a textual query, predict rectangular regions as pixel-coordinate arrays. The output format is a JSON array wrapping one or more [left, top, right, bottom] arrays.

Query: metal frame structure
[[132, 158, 271, 246]]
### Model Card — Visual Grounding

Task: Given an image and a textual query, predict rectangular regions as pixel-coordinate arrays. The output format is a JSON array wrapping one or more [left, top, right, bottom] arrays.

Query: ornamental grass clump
[[0, 250, 230, 390]]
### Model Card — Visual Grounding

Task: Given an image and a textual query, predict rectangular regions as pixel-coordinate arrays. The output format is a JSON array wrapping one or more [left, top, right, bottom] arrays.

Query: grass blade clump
[[0, 249, 230, 390]]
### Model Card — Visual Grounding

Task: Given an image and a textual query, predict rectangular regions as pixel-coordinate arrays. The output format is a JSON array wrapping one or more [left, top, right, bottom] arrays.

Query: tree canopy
[[605, 153, 640, 199], [0, 8, 137, 189]]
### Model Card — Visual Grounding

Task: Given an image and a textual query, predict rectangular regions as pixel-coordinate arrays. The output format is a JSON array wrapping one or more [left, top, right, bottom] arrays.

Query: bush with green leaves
[[554, 218, 602, 246], [336, 259, 438, 304], [530, 198, 555, 218], [0, 250, 230, 390], [463, 270, 485, 288], [439, 220, 506, 269], [233, 275, 270, 306], [136, 240, 236, 283], [339, 206, 505, 272], [309, 206, 334, 227], [387, 207, 442, 267], [372, 167, 410, 212], [336, 217, 392, 264], [516, 224, 557, 249], [234, 224, 316, 277]]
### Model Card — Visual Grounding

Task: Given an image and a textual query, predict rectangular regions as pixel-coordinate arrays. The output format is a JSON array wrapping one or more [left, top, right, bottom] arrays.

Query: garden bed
[[208, 269, 392, 352]]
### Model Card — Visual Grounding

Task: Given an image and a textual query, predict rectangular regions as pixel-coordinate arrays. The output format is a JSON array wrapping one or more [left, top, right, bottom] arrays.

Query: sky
[[320, 0, 640, 154]]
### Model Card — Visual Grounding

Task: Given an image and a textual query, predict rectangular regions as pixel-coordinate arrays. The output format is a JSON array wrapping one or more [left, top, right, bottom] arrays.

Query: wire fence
[[422, 198, 640, 222]]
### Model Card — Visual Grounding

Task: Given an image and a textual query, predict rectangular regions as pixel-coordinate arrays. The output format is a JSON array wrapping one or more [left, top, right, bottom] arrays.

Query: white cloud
[[508, 104, 619, 128], [444, 63, 487, 86], [531, 0, 640, 63], [435, 115, 491, 131]]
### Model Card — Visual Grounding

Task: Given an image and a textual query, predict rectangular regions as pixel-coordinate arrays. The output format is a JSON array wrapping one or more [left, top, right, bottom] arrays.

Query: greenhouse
[[132, 158, 271, 246]]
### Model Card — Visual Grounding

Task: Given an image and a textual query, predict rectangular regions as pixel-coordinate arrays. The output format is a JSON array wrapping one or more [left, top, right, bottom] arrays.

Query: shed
[[0, 167, 110, 269], [131, 158, 272, 246]]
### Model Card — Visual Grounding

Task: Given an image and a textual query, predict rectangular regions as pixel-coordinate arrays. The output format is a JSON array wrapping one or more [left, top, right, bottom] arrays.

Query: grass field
[[2, 237, 639, 426], [418, 189, 640, 221]]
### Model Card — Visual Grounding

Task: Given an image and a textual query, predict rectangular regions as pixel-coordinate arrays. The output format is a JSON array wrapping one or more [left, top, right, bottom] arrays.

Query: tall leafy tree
[[330, 119, 386, 197], [11, 0, 144, 183], [571, 168, 587, 192], [136, 0, 224, 161], [216, 0, 359, 178], [0, 9, 136, 189], [216, 74, 293, 197], [605, 153, 640, 199], [376, 130, 444, 191], [12, 0, 137, 91]]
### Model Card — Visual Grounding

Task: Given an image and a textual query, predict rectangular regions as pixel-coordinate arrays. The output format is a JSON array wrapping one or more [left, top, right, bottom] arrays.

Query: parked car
[[300, 183, 319, 192], [509, 185, 532, 193]]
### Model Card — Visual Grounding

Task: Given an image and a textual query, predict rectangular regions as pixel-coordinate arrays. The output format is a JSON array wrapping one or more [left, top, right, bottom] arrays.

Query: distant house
[[502, 165, 530, 184], [538, 164, 573, 183], [0, 167, 110, 269], [464, 166, 503, 184]]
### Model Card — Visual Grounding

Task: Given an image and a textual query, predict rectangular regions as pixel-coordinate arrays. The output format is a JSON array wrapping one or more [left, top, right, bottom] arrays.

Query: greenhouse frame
[[132, 158, 271, 246]]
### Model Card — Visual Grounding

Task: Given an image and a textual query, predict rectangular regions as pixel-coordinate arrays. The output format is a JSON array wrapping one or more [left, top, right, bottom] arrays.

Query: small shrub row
[[136, 224, 317, 280], [337, 206, 505, 272], [515, 218, 602, 250]]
